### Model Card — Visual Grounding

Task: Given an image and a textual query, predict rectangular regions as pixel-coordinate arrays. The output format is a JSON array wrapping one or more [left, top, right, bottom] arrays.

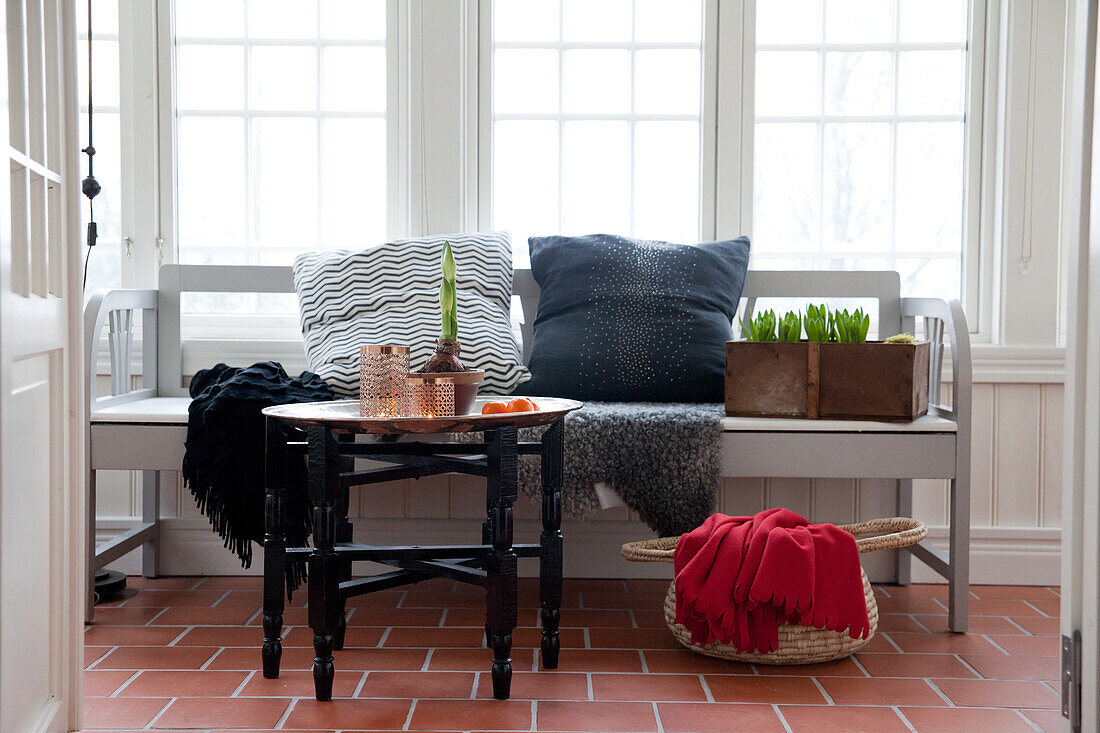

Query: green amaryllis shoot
[[804, 304, 832, 342], [741, 309, 778, 342], [419, 240, 467, 373], [833, 307, 871, 343], [439, 240, 458, 341], [777, 311, 801, 342]]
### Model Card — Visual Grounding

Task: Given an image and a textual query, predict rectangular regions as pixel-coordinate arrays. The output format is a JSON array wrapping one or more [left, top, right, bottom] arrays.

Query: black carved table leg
[[484, 426, 519, 700], [307, 426, 341, 701], [539, 419, 564, 669], [261, 418, 288, 678]]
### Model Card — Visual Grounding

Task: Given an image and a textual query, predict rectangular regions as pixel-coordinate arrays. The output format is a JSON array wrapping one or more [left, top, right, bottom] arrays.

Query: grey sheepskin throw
[[512, 402, 724, 537]]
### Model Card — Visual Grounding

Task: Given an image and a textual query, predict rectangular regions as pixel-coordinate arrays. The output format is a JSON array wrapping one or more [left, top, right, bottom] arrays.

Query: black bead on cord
[[82, 0, 100, 290]]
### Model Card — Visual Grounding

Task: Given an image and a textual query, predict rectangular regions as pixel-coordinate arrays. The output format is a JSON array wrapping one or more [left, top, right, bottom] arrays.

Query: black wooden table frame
[[260, 417, 565, 702]]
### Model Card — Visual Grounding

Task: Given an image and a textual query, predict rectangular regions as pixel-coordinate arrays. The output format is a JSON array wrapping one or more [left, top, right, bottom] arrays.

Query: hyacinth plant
[[418, 240, 467, 373], [741, 304, 882, 344], [741, 309, 777, 342]]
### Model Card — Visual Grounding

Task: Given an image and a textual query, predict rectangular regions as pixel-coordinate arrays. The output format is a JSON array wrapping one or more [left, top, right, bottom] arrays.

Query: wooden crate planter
[[725, 341, 930, 421]]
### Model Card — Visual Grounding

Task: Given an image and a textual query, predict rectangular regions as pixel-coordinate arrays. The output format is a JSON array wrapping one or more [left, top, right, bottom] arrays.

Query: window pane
[[824, 52, 892, 115], [323, 118, 386, 246], [495, 0, 559, 42], [323, 46, 386, 113], [176, 45, 244, 110], [175, 0, 388, 278], [321, 0, 385, 41], [634, 0, 703, 43], [495, 49, 559, 114], [249, 46, 317, 111], [177, 117, 246, 248], [634, 121, 700, 243], [756, 0, 820, 45], [562, 0, 631, 42], [562, 121, 630, 234], [635, 49, 700, 115], [756, 52, 819, 116], [754, 0, 968, 300], [563, 50, 630, 114], [491, 0, 705, 264]]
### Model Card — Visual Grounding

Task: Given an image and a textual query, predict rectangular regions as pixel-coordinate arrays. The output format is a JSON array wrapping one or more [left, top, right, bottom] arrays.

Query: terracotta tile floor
[[82, 577, 1062, 732]]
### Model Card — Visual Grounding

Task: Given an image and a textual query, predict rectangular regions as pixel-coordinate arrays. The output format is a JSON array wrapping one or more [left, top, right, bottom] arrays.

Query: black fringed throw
[[183, 362, 333, 592]]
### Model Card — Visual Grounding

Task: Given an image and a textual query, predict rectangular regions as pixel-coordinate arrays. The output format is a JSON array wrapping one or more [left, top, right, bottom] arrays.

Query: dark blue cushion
[[523, 234, 750, 402]]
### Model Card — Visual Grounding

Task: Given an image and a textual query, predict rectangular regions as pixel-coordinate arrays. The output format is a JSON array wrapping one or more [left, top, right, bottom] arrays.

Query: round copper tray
[[262, 396, 583, 435]]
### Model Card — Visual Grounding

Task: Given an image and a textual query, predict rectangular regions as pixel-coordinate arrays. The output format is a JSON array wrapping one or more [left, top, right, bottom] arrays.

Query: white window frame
[[149, 0, 407, 339], [477, 0, 991, 337], [476, 0, 720, 251]]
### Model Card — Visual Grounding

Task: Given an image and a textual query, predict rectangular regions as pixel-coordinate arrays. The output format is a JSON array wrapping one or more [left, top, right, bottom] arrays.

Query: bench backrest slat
[[158, 264, 902, 393]]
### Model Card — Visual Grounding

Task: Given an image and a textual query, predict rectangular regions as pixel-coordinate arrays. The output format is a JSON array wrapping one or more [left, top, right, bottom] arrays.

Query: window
[[751, 0, 970, 302], [173, 0, 388, 269], [78, 0, 123, 296], [486, 0, 708, 264]]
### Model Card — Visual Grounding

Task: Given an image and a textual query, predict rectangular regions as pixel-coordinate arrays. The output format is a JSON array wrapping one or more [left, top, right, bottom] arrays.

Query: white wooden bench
[[85, 264, 972, 630]]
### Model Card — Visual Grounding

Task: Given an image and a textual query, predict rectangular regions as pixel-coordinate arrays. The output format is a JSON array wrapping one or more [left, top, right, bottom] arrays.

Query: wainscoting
[[95, 377, 1064, 585]]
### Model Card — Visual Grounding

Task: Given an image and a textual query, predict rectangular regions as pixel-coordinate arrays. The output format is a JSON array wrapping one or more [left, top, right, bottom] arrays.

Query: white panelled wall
[[96, 0, 1072, 586]]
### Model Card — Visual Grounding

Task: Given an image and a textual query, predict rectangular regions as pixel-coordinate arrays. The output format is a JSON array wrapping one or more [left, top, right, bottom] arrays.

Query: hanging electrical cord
[[81, 0, 101, 290]]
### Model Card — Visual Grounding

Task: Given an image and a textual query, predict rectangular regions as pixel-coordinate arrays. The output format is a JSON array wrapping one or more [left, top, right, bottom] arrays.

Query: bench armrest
[[900, 297, 971, 432], [84, 288, 159, 412]]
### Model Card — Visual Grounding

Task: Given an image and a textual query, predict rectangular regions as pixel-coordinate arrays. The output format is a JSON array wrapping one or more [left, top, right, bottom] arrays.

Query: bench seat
[[92, 396, 958, 434]]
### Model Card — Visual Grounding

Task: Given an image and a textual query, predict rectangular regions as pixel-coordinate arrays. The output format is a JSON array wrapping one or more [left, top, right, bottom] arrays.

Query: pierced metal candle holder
[[360, 344, 410, 417], [406, 375, 455, 418]]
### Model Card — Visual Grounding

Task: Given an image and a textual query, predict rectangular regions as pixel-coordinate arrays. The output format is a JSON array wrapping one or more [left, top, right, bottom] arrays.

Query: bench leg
[[141, 471, 161, 578], [894, 478, 912, 586], [947, 474, 970, 632], [307, 426, 340, 701]]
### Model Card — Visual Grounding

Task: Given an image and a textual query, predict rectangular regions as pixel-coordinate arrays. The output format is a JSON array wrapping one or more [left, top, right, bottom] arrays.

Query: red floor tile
[[641, 649, 755, 675], [385, 626, 486, 648], [474, 671, 590, 700], [780, 705, 910, 732], [539, 649, 643, 673], [410, 699, 532, 731], [656, 702, 784, 732], [119, 589, 228, 607], [752, 657, 864, 677], [537, 701, 658, 732], [883, 630, 1001, 654], [92, 645, 220, 670], [239, 669, 362, 698], [591, 673, 707, 701], [155, 605, 259, 626], [194, 575, 265, 590], [83, 625, 187, 647], [154, 697, 290, 729], [83, 670, 136, 697], [1011, 615, 1060, 635], [855, 651, 978, 678], [587, 627, 684, 650], [429, 647, 535, 672], [972, 585, 1060, 601], [961, 652, 1061, 681], [704, 674, 827, 704], [987, 634, 1061, 655], [932, 677, 1061, 708], [88, 606, 168, 625], [817, 676, 946, 706], [1020, 707, 1065, 732], [357, 671, 476, 699], [348, 607, 443, 626], [900, 706, 1039, 732], [119, 670, 249, 697], [84, 646, 114, 668], [82, 697, 170, 729]]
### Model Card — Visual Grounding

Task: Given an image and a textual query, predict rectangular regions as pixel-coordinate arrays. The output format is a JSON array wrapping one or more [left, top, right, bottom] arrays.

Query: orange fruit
[[506, 397, 537, 413], [481, 401, 508, 415]]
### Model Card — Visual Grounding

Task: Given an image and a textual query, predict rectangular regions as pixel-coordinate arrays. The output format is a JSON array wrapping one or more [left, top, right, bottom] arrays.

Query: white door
[[1062, 1, 1100, 731], [0, 1, 84, 732]]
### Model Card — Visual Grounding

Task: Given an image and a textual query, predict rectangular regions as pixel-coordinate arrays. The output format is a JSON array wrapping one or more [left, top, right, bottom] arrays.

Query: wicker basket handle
[[621, 516, 927, 564]]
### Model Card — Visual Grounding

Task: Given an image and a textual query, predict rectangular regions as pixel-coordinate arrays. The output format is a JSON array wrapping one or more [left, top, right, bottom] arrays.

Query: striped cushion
[[293, 232, 530, 397]]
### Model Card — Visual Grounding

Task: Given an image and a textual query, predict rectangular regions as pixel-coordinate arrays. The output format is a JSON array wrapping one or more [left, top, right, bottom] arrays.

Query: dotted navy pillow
[[523, 234, 750, 403], [293, 232, 530, 398]]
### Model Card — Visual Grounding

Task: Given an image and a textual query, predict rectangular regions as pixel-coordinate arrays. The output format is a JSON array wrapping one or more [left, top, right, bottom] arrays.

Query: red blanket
[[673, 509, 870, 652]]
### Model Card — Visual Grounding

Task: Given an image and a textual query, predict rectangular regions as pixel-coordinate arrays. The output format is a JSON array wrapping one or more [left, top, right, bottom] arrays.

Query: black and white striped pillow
[[293, 232, 530, 397]]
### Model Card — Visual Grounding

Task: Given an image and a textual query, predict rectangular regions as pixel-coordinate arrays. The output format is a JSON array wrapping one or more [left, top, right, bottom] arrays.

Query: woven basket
[[621, 517, 927, 665]]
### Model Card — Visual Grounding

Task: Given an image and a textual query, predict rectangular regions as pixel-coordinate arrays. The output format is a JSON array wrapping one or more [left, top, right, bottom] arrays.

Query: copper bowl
[[425, 370, 484, 414]]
